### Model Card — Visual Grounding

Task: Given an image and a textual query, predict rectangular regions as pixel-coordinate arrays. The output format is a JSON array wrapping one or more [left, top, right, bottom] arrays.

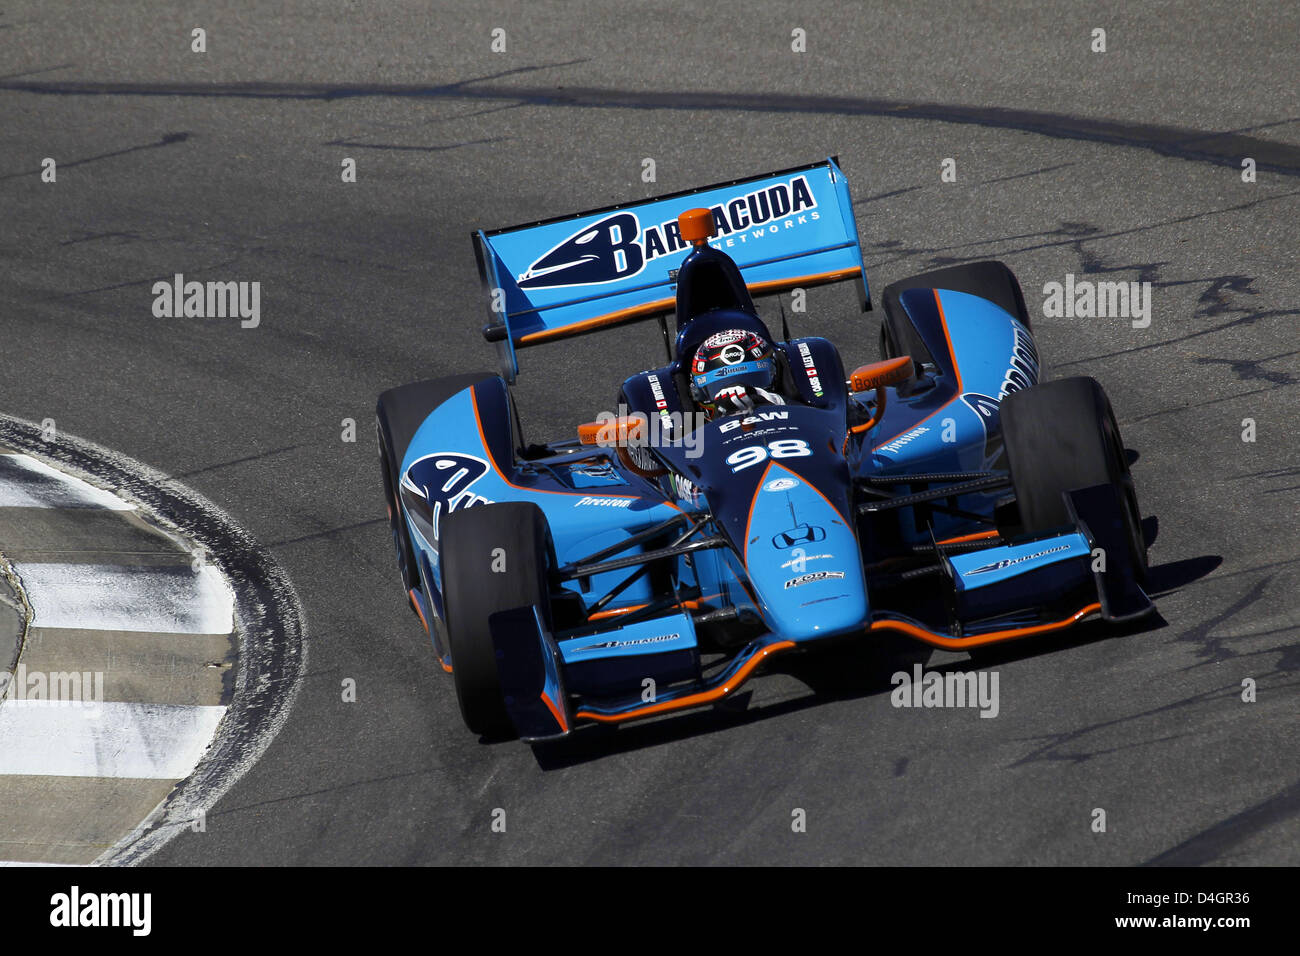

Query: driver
[[689, 329, 785, 420]]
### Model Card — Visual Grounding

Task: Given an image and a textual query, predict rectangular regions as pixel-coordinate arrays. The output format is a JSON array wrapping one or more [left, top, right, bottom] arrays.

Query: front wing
[[488, 482, 1153, 742]]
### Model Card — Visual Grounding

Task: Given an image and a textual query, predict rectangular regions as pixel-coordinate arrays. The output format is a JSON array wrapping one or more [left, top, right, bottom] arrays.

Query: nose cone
[[742, 464, 868, 640]]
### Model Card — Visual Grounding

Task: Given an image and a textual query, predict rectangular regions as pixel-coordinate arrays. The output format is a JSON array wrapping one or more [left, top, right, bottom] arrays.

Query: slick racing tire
[[1000, 376, 1147, 581], [441, 501, 556, 738]]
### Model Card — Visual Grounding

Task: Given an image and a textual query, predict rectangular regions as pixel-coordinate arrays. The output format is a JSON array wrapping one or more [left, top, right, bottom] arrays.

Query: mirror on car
[[577, 415, 649, 446], [849, 356, 915, 393]]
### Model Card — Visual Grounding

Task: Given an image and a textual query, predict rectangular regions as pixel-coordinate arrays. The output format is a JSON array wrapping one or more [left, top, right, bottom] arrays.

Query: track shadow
[[1141, 514, 1159, 548], [529, 622, 1111, 768], [1144, 554, 1223, 598], [531, 509, 1218, 766], [530, 637, 910, 769]]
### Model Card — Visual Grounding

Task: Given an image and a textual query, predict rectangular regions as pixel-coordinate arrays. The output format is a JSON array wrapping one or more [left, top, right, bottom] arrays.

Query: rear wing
[[473, 158, 869, 381]]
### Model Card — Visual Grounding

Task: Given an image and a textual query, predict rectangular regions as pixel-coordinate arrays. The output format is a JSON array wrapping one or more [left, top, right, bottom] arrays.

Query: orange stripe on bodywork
[[587, 603, 650, 622], [409, 589, 429, 634], [574, 640, 796, 723], [871, 602, 1101, 650], [519, 298, 675, 344], [935, 530, 1001, 545], [539, 690, 569, 733], [871, 288, 963, 450], [586, 599, 704, 622], [747, 268, 864, 298], [410, 589, 453, 671], [569, 604, 1099, 725], [515, 268, 864, 346]]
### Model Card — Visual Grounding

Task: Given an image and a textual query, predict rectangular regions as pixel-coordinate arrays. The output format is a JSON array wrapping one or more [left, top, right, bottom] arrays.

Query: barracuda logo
[[401, 452, 494, 539], [575, 633, 679, 652], [517, 176, 819, 289], [966, 544, 1070, 575]]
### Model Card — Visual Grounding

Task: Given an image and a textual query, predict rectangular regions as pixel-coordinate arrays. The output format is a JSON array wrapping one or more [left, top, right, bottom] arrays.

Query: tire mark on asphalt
[[0, 132, 190, 183], [1124, 384, 1285, 425], [58, 231, 141, 246], [979, 161, 1077, 185], [321, 136, 507, 152], [1059, 308, 1300, 368], [853, 185, 926, 206], [3, 79, 1298, 175], [866, 190, 1299, 273], [1170, 576, 1281, 668], [167, 443, 312, 481]]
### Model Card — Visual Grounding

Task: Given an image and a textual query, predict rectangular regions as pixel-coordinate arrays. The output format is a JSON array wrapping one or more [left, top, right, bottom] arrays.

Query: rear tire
[[1000, 377, 1147, 581], [441, 502, 555, 737]]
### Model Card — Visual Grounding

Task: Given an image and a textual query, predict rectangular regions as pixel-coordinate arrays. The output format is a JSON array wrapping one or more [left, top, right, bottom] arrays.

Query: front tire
[[440, 502, 555, 737], [1000, 376, 1147, 581]]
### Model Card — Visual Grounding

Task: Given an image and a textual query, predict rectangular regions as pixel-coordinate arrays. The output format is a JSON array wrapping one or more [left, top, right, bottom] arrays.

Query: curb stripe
[[15, 627, 232, 708], [0, 701, 226, 778], [0, 774, 178, 865], [15, 563, 234, 634], [0, 414, 305, 866], [0, 454, 133, 510]]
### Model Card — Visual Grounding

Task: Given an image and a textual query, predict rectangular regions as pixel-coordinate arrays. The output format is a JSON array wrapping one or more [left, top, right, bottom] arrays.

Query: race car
[[377, 158, 1153, 742]]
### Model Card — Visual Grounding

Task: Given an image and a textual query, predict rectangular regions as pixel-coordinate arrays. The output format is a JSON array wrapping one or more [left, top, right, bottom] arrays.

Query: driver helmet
[[689, 329, 776, 417]]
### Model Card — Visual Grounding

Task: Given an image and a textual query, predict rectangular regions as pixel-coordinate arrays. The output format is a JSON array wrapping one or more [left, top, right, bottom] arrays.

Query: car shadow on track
[[531, 554, 1223, 771], [529, 636, 919, 768]]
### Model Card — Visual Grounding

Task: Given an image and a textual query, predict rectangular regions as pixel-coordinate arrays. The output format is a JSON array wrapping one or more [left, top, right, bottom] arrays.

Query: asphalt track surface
[[1, 2, 1297, 865]]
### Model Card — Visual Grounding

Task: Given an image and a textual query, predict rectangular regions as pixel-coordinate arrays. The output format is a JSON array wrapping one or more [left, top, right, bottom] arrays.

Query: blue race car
[[377, 159, 1153, 742]]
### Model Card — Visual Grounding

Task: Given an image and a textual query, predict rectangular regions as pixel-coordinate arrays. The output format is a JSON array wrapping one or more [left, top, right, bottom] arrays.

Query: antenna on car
[[779, 298, 791, 342]]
